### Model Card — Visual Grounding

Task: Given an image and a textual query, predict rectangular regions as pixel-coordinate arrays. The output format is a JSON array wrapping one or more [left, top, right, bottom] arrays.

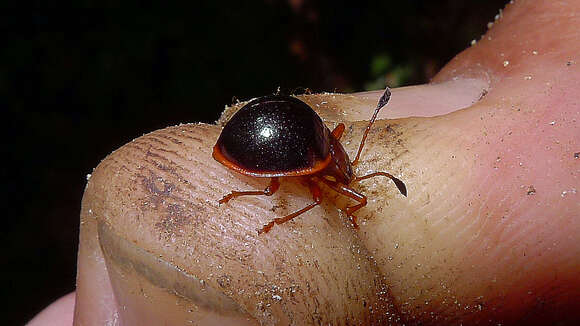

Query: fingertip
[[26, 292, 75, 326]]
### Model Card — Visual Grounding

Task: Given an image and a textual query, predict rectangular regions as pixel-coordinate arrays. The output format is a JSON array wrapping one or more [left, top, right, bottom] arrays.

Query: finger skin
[[26, 292, 75, 326], [355, 1, 580, 324], [73, 1, 580, 325]]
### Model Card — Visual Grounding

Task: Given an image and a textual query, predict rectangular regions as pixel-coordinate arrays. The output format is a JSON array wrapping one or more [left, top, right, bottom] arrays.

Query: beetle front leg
[[331, 123, 346, 140], [219, 177, 280, 204]]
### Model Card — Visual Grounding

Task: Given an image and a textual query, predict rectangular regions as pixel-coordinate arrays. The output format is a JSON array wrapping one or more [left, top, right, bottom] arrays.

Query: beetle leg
[[258, 178, 322, 234], [316, 177, 366, 229], [331, 123, 346, 140], [219, 177, 280, 204], [354, 172, 407, 197]]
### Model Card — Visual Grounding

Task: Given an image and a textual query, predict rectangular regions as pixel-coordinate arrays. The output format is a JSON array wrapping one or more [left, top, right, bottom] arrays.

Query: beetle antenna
[[351, 87, 391, 166]]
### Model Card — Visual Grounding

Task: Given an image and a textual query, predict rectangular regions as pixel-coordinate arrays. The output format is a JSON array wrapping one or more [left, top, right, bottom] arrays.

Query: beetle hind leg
[[258, 178, 322, 234], [219, 177, 280, 204]]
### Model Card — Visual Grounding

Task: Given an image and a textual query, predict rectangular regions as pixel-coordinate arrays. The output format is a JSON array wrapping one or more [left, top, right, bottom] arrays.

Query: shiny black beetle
[[213, 88, 406, 234]]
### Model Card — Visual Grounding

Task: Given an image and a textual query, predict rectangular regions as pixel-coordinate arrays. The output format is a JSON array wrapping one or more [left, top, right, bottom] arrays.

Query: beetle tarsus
[[218, 178, 280, 205], [218, 193, 234, 204], [258, 221, 275, 234]]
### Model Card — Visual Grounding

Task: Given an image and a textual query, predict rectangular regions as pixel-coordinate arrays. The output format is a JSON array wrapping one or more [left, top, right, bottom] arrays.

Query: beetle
[[212, 87, 407, 234]]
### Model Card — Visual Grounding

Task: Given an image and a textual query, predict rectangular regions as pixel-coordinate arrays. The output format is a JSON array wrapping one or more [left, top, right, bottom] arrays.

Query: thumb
[[75, 115, 402, 325]]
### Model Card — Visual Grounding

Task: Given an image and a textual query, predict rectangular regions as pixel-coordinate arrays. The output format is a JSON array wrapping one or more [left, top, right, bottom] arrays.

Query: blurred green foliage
[[364, 53, 415, 89]]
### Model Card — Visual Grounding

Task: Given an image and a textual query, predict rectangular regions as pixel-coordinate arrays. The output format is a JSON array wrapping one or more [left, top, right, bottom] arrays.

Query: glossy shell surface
[[214, 95, 331, 176]]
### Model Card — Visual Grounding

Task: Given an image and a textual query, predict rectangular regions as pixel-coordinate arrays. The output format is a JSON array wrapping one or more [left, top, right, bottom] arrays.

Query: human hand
[[69, 1, 579, 325], [26, 292, 75, 326]]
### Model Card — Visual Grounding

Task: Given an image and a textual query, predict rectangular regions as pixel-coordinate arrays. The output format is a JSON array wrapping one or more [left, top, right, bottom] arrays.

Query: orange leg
[[331, 123, 346, 140], [219, 177, 280, 204], [258, 178, 322, 234], [317, 177, 367, 229], [354, 172, 407, 197]]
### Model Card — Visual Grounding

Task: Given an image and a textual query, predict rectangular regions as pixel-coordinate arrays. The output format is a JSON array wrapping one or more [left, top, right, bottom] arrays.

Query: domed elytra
[[214, 95, 331, 176]]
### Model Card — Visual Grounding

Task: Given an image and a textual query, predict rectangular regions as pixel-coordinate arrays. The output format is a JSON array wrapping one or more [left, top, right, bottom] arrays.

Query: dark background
[[3, 1, 507, 324]]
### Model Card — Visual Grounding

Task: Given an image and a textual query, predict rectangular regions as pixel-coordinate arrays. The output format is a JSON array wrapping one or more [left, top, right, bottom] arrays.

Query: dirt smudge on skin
[[139, 173, 206, 239], [142, 174, 175, 197], [270, 198, 289, 213], [155, 203, 191, 237]]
